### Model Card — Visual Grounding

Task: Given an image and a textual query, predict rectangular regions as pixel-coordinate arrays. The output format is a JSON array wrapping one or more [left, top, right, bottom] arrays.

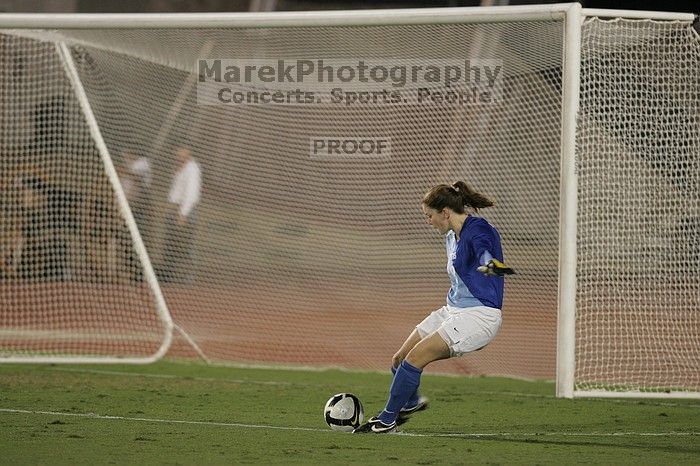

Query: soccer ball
[[323, 393, 364, 432]]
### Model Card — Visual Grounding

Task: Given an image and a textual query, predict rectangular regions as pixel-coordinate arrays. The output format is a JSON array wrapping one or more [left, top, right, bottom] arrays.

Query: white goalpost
[[569, 7, 699, 398], [0, 4, 697, 398]]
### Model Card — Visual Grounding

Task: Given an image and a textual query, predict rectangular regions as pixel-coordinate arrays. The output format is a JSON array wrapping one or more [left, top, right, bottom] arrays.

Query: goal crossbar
[[0, 5, 693, 30], [0, 5, 573, 28]]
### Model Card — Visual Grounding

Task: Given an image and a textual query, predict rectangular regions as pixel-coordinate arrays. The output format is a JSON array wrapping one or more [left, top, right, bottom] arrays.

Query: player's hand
[[477, 259, 515, 277]]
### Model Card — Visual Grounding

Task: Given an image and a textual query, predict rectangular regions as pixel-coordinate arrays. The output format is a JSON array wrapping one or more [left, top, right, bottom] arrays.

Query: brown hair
[[422, 181, 494, 214]]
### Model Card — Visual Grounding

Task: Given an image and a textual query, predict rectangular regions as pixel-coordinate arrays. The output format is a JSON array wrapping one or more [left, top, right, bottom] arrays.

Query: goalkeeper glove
[[477, 258, 515, 277]]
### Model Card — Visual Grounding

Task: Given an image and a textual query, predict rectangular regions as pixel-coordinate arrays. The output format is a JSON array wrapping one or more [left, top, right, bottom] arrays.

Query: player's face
[[421, 204, 450, 234]]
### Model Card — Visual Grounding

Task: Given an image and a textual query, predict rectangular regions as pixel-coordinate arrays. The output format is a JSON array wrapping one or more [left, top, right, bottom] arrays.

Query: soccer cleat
[[397, 396, 429, 426], [352, 417, 397, 434], [477, 258, 515, 277]]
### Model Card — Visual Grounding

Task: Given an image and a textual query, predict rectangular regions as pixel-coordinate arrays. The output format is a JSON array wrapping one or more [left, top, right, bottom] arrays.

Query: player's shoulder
[[466, 215, 498, 233], [466, 215, 489, 227]]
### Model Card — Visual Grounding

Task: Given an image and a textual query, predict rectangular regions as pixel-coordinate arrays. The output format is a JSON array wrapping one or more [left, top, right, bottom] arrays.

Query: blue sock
[[391, 365, 421, 408], [379, 360, 422, 424]]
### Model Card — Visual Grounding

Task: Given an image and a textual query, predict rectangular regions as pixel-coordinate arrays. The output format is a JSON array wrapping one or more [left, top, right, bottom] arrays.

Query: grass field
[[1, 361, 698, 465]]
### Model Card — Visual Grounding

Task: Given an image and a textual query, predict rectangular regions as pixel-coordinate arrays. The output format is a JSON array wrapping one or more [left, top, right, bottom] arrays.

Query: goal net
[[575, 16, 700, 397], [0, 11, 564, 372], [0, 35, 172, 362], [0, 6, 697, 397]]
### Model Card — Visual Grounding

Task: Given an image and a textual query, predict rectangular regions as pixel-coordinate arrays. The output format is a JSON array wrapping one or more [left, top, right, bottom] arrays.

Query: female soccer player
[[354, 181, 514, 433]]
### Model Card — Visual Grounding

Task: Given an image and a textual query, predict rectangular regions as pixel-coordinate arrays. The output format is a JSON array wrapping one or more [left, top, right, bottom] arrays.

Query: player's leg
[[355, 307, 502, 433], [392, 309, 449, 411], [391, 328, 425, 411], [354, 307, 450, 434], [355, 333, 450, 433], [378, 332, 450, 423], [398, 306, 501, 424], [391, 328, 421, 369], [404, 332, 451, 369]]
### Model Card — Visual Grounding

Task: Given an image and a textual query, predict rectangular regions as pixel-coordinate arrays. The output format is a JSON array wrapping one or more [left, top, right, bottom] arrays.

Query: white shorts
[[416, 305, 502, 357]]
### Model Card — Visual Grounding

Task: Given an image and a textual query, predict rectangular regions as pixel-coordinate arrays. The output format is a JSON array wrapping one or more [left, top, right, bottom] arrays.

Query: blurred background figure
[[115, 149, 154, 282], [15, 174, 80, 281], [121, 149, 153, 249], [162, 146, 201, 283]]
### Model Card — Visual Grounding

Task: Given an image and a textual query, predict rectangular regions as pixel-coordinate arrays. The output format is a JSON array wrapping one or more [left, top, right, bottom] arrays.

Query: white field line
[[44, 368, 700, 409], [47, 367, 293, 386], [0, 408, 698, 438], [477, 390, 700, 409]]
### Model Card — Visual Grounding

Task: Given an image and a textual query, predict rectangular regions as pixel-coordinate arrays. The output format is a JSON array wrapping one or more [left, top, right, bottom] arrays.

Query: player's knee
[[391, 353, 403, 369], [405, 337, 449, 369], [404, 347, 425, 368]]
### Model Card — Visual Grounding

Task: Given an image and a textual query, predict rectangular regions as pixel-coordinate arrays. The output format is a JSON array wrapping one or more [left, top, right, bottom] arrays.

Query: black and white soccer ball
[[323, 393, 364, 432]]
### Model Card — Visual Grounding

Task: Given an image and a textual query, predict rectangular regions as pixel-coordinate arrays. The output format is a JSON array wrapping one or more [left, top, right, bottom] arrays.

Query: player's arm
[[472, 228, 515, 277]]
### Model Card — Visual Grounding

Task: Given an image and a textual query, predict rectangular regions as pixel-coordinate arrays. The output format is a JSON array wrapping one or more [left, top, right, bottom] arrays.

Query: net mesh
[[0, 36, 168, 359], [576, 18, 700, 393], [0, 20, 563, 375]]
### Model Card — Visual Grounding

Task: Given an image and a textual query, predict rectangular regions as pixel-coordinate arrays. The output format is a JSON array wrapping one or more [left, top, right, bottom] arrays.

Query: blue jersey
[[445, 215, 505, 309]]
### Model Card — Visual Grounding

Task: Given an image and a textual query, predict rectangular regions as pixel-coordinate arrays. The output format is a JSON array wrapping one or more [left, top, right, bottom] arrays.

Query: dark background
[[0, 0, 696, 14]]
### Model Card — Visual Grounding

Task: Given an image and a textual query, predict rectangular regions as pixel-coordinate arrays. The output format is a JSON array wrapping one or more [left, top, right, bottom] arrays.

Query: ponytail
[[423, 181, 494, 214], [451, 181, 494, 210]]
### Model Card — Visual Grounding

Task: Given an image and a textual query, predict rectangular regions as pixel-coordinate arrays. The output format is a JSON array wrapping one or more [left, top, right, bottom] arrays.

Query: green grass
[[0, 361, 698, 465]]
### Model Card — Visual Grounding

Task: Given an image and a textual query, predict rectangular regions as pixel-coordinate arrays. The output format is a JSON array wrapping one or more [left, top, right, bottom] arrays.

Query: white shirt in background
[[129, 156, 152, 187], [168, 159, 201, 218]]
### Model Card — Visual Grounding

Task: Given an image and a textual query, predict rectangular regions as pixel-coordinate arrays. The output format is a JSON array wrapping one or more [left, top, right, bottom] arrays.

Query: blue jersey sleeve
[[470, 222, 501, 265]]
